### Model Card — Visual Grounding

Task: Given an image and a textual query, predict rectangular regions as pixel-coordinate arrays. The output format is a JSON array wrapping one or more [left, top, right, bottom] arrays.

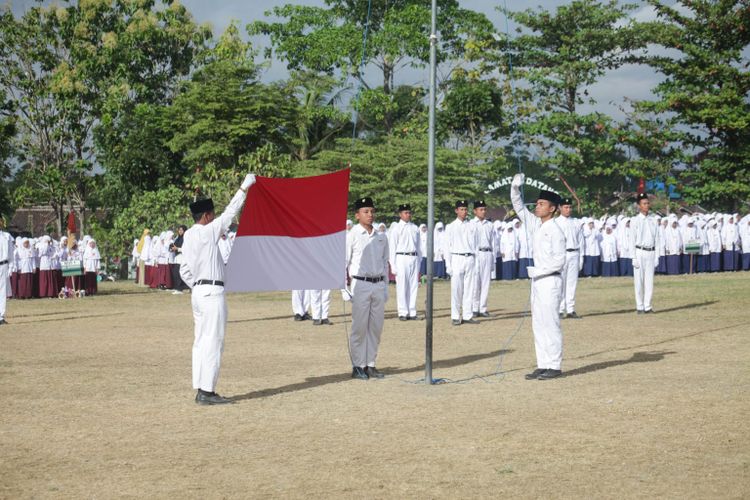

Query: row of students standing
[[4, 234, 100, 299]]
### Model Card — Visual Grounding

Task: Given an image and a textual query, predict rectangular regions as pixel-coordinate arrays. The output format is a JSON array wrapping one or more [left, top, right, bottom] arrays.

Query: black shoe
[[0, 319, 6, 325], [398, 316, 408, 321], [195, 390, 234, 405], [301, 313, 311, 321], [464, 318, 480, 325], [365, 366, 385, 379], [408, 316, 421, 321], [538, 369, 562, 380], [312, 319, 322, 325], [567, 311, 581, 319], [452, 319, 462, 326], [525, 368, 546, 380], [320, 318, 331, 325], [559, 312, 567, 319], [294, 314, 304, 321], [644, 309, 654, 314], [472, 311, 480, 318], [351, 367, 369, 380], [478, 312, 491, 318]]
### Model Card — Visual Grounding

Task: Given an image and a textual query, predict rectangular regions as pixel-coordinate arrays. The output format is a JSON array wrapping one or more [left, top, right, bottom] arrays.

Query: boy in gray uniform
[[346, 197, 389, 380]]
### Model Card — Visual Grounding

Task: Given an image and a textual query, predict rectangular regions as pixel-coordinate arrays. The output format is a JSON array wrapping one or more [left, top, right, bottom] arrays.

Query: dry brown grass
[[1, 272, 749, 499]]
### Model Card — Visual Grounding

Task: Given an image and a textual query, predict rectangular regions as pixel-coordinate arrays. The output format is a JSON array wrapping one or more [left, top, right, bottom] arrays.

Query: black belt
[[0, 260, 7, 266], [451, 253, 474, 257], [195, 279, 224, 286], [396, 252, 417, 256], [479, 248, 492, 252], [352, 275, 384, 283], [636, 246, 655, 251], [566, 249, 579, 252]]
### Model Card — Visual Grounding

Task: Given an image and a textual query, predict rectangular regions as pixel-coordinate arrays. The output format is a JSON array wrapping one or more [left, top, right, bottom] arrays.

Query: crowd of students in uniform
[[130, 226, 238, 293], [414, 211, 750, 281], [3, 234, 102, 299]]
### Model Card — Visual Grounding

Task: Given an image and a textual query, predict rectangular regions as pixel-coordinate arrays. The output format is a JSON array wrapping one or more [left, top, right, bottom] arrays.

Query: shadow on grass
[[229, 348, 512, 402], [562, 350, 676, 378], [582, 300, 718, 318]]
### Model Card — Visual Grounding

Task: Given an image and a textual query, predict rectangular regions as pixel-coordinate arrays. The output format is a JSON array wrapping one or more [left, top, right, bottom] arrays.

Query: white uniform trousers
[[191, 285, 228, 392], [310, 289, 331, 320], [450, 254, 476, 321], [292, 289, 311, 316], [559, 250, 580, 314], [0, 264, 8, 321], [472, 251, 494, 314], [633, 248, 656, 311], [349, 279, 385, 368], [530, 274, 563, 370], [395, 254, 419, 317]]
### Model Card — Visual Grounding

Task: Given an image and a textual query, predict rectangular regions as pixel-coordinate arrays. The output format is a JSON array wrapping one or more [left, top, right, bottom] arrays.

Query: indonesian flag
[[225, 169, 350, 292]]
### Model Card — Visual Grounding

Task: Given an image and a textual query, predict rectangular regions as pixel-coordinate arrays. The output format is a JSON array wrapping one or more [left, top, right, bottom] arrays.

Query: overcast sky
[[9, 0, 669, 117]]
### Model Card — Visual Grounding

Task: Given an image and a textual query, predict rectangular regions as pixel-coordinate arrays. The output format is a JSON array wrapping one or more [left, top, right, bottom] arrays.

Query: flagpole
[[425, 0, 437, 385]]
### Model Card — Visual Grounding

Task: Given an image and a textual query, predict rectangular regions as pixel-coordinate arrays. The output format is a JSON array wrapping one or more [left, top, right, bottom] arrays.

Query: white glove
[[511, 173, 525, 188], [526, 266, 539, 279], [341, 287, 352, 302], [241, 174, 256, 190], [632, 259, 640, 269]]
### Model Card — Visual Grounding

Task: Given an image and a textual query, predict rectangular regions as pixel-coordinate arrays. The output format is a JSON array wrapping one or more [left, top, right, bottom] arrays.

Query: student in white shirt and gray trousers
[[629, 193, 660, 314], [346, 197, 389, 380]]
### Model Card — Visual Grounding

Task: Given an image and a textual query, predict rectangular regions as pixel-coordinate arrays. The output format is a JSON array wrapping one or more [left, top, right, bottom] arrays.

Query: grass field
[[1, 272, 749, 499]]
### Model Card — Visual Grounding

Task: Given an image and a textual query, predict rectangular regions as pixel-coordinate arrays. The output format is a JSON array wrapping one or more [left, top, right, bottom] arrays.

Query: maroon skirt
[[147, 265, 158, 288], [84, 272, 98, 296], [17, 273, 34, 299], [38, 269, 59, 298], [65, 275, 83, 291], [157, 263, 173, 289]]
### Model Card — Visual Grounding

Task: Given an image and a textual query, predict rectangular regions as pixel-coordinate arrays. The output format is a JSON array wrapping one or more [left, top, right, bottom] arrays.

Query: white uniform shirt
[[0, 231, 12, 264], [557, 214, 581, 251], [346, 224, 389, 279], [629, 212, 660, 255], [601, 231, 618, 261], [388, 219, 421, 269], [444, 217, 478, 271], [510, 185, 566, 277], [179, 189, 247, 288], [472, 217, 498, 255]]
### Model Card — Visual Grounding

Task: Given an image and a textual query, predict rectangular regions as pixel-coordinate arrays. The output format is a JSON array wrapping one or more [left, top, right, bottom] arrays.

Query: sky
[[8, 0, 669, 117]]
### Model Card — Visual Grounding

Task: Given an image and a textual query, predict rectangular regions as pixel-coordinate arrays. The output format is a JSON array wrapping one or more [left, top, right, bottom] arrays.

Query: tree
[[639, 0, 750, 212], [0, 88, 15, 220], [498, 0, 645, 209], [283, 71, 350, 161], [1, 1, 210, 232], [249, 0, 495, 133], [166, 23, 296, 171]]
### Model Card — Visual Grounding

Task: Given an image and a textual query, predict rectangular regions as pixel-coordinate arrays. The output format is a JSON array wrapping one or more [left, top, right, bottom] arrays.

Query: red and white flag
[[225, 169, 350, 292]]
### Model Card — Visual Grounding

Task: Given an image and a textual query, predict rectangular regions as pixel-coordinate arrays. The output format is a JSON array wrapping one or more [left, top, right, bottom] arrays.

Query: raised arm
[[209, 174, 256, 242], [510, 173, 538, 228]]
